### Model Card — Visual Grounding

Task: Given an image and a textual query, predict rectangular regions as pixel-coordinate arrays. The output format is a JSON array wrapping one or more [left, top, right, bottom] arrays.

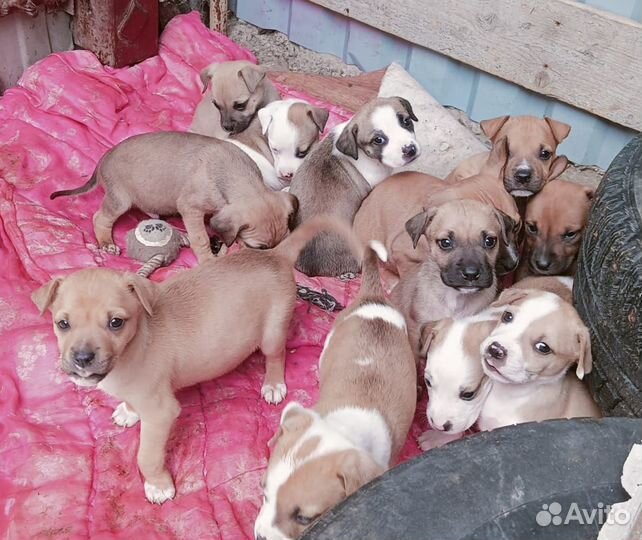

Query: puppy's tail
[[274, 215, 363, 269], [50, 170, 99, 200], [360, 241, 387, 297]]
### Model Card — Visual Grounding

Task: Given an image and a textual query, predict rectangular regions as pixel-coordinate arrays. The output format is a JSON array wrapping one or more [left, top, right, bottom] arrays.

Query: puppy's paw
[[417, 430, 463, 451], [112, 402, 140, 428], [100, 243, 121, 256], [261, 382, 287, 405], [144, 479, 176, 505]]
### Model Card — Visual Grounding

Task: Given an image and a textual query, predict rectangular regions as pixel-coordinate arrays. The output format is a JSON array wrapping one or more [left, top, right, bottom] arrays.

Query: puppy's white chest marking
[[226, 139, 282, 190], [346, 303, 407, 332]]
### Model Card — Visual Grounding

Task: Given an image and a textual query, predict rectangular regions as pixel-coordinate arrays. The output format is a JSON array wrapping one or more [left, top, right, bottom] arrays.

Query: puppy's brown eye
[[501, 311, 514, 323], [424, 376, 432, 388], [293, 512, 314, 526], [437, 238, 453, 250], [526, 222, 538, 235], [57, 319, 70, 330], [295, 148, 309, 159], [109, 318, 124, 330], [563, 230, 578, 241], [372, 135, 387, 145], [233, 100, 248, 111], [459, 389, 476, 401], [484, 236, 497, 249], [539, 148, 552, 160], [534, 341, 552, 354]]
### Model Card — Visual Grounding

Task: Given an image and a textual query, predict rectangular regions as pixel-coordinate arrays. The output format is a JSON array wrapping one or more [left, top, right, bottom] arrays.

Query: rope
[[137, 254, 165, 278]]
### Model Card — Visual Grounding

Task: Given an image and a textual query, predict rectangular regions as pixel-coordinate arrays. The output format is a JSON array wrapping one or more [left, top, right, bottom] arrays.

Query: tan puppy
[[190, 60, 281, 138], [353, 137, 521, 280], [479, 288, 601, 430], [50, 132, 298, 263], [254, 242, 416, 539], [228, 99, 329, 190], [31, 216, 361, 505], [289, 96, 420, 276], [390, 199, 508, 357], [518, 179, 595, 277], [447, 115, 571, 196]]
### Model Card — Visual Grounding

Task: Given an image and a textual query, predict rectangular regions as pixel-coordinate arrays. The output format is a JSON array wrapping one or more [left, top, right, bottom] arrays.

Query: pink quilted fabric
[[0, 13, 424, 539]]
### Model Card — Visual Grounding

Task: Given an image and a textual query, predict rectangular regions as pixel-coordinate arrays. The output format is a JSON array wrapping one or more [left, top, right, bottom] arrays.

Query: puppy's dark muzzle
[[441, 260, 494, 290], [402, 143, 418, 161], [529, 249, 568, 276], [504, 170, 544, 196], [486, 341, 507, 363]]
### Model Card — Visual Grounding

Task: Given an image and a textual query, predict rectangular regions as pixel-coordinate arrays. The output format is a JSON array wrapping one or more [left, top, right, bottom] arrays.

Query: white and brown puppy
[[50, 132, 298, 263], [254, 242, 416, 540], [518, 179, 594, 277], [32, 216, 361, 505], [512, 275, 574, 304], [390, 199, 511, 358], [190, 60, 281, 138], [447, 115, 571, 196], [289, 96, 421, 277], [479, 288, 601, 430], [228, 99, 329, 190]]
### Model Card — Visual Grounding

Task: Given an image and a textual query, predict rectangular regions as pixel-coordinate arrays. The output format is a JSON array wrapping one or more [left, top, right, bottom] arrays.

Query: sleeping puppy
[[446, 115, 571, 196], [190, 60, 281, 138], [289, 96, 421, 276], [353, 136, 521, 281], [478, 288, 601, 430], [31, 216, 361, 505], [517, 179, 595, 277], [416, 311, 499, 451], [50, 132, 298, 263], [228, 99, 329, 190], [254, 242, 416, 539], [390, 199, 512, 358]]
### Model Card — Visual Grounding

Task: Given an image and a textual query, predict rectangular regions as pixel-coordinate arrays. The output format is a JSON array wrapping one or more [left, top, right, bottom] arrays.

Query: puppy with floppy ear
[[446, 115, 571, 197], [478, 288, 601, 431], [189, 60, 281, 139], [255, 242, 416, 540]]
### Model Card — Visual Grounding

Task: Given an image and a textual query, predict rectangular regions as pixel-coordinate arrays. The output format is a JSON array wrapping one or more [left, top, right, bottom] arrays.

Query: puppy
[[32, 216, 361, 504], [190, 60, 281, 138], [518, 179, 595, 277], [479, 288, 601, 430], [50, 132, 298, 263], [254, 242, 416, 539], [227, 99, 329, 190], [390, 199, 511, 357], [447, 115, 571, 196], [353, 136, 521, 280], [289, 96, 421, 276], [416, 311, 499, 451]]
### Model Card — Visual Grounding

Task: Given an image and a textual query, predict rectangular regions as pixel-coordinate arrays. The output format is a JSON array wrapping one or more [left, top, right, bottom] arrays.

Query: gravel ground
[[228, 17, 603, 188]]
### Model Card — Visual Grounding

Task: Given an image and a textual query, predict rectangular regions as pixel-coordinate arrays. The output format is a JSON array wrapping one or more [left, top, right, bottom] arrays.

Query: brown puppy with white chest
[[354, 137, 521, 280], [446, 115, 571, 196], [391, 199, 508, 358], [31, 216, 361, 505], [518, 179, 595, 277], [289, 96, 421, 277], [254, 241, 416, 540], [190, 60, 281, 138], [50, 132, 298, 263]]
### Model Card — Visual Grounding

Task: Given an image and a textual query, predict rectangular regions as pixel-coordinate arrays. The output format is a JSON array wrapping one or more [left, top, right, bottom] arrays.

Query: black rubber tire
[[302, 418, 642, 540], [574, 134, 642, 417]]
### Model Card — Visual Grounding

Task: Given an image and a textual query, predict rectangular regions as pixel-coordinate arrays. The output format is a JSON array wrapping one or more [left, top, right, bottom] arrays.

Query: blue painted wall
[[233, 0, 639, 169]]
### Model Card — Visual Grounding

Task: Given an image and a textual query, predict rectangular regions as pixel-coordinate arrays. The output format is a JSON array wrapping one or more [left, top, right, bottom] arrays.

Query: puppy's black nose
[[281, 171, 293, 180], [73, 349, 95, 368], [535, 255, 552, 271], [402, 143, 417, 158], [256, 535, 267, 540], [515, 167, 532, 183], [487, 342, 507, 361], [461, 266, 481, 281], [443, 421, 452, 432], [222, 122, 235, 132]]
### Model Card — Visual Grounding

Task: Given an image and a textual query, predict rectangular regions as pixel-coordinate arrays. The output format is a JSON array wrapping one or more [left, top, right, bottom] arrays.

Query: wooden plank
[[289, 0, 348, 58], [309, 0, 642, 130], [236, 0, 292, 34], [345, 19, 410, 71]]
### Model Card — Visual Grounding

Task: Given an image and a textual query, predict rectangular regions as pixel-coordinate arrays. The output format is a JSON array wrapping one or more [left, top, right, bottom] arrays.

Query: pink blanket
[[0, 13, 423, 539]]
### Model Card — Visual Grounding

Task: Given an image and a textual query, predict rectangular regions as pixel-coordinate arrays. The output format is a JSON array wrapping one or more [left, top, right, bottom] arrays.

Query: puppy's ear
[[283, 193, 299, 231], [584, 186, 596, 202], [396, 97, 418, 122], [199, 63, 219, 93], [336, 123, 359, 160], [547, 155, 569, 181], [307, 106, 330, 133], [337, 449, 385, 496], [418, 320, 440, 359], [480, 115, 510, 142], [405, 208, 437, 249], [258, 106, 273, 135], [492, 287, 530, 307], [575, 325, 593, 380], [484, 136, 509, 178], [211, 208, 245, 247], [31, 277, 63, 315], [494, 209, 516, 247], [125, 274, 156, 316], [238, 65, 266, 93], [545, 117, 571, 144]]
